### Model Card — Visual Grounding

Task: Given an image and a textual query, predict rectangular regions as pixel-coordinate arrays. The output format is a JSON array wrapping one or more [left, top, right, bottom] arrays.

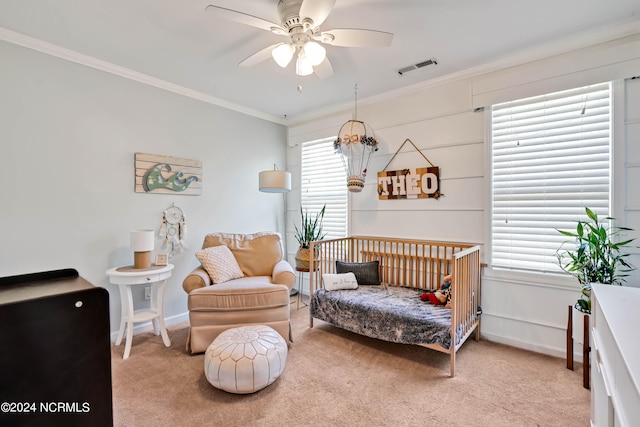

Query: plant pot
[[572, 283, 596, 345], [295, 247, 311, 271], [295, 246, 320, 271]]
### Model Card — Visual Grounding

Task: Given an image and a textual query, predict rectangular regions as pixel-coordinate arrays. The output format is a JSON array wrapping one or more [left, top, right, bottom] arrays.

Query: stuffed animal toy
[[420, 275, 453, 308]]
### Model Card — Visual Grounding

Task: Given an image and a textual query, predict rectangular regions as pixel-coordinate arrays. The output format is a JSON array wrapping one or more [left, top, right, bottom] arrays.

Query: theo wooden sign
[[377, 167, 441, 199]]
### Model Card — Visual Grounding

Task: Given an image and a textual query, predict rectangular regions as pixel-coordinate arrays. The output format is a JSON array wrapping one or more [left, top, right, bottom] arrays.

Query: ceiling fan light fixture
[[272, 43, 294, 67], [296, 53, 313, 76], [206, 1, 394, 82], [304, 41, 326, 66]]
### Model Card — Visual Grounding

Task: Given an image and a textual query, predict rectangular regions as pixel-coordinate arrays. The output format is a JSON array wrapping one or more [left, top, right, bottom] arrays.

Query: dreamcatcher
[[158, 203, 187, 258]]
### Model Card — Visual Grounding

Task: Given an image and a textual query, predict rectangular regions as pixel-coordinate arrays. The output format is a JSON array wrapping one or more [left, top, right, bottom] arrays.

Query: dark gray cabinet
[[0, 269, 112, 427]]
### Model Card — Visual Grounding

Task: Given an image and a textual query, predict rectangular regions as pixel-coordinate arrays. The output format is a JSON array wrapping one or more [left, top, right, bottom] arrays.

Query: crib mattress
[[310, 285, 454, 349]]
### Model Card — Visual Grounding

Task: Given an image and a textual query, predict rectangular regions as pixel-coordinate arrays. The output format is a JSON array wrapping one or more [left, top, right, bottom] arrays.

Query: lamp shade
[[259, 170, 291, 193], [131, 229, 155, 252], [272, 43, 294, 67], [304, 42, 326, 66], [295, 53, 313, 76]]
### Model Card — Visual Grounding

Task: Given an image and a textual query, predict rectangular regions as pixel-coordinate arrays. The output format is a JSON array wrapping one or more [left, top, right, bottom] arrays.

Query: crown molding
[[0, 26, 287, 126], [2, 17, 639, 129]]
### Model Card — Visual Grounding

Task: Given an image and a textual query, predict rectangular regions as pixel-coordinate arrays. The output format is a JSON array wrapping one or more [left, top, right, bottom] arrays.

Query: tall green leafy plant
[[294, 205, 326, 249], [556, 207, 636, 313]]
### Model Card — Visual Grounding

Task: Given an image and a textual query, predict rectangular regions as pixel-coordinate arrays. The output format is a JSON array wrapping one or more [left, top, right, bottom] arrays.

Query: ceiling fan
[[205, 0, 393, 79]]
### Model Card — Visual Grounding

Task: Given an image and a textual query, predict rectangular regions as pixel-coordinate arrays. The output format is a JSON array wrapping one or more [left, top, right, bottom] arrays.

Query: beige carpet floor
[[111, 297, 590, 427]]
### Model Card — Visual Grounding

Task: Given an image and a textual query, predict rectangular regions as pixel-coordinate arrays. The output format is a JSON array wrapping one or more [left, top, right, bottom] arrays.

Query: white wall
[[351, 80, 484, 244], [3, 23, 638, 360], [480, 57, 640, 359], [286, 32, 640, 360], [620, 77, 640, 275], [0, 40, 288, 337]]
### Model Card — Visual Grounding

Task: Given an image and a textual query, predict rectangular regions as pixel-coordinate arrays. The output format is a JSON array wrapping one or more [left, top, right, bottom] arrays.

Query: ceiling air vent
[[397, 58, 438, 76]]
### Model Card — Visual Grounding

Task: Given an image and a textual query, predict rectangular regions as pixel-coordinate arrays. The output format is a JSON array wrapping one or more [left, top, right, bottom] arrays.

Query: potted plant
[[294, 205, 326, 270], [556, 207, 636, 314]]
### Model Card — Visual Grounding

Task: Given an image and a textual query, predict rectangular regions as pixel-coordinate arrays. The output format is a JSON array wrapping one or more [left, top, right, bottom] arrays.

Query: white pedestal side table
[[106, 264, 174, 359]]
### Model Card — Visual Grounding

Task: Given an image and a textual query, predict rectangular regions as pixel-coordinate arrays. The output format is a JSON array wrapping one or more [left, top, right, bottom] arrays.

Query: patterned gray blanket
[[310, 285, 455, 349]]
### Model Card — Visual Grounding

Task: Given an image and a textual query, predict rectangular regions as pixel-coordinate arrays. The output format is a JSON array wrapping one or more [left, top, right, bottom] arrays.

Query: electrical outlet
[[144, 287, 151, 301]]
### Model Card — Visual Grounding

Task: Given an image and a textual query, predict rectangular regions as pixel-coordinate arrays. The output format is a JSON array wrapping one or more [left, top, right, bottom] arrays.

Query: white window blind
[[491, 82, 611, 273], [301, 137, 349, 239]]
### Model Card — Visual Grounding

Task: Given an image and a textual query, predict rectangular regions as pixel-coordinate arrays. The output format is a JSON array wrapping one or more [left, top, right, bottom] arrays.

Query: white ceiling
[[1, 0, 639, 123]]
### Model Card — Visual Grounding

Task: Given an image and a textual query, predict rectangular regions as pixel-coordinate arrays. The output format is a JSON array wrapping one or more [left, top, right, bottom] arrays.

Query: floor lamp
[[258, 165, 291, 194], [259, 165, 295, 294]]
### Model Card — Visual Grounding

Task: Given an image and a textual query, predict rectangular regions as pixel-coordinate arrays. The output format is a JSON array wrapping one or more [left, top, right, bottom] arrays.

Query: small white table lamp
[[131, 229, 155, 269]]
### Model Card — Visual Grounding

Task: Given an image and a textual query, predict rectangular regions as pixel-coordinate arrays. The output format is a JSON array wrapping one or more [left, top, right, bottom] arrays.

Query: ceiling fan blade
[[321, 28, 393, 47], [205, 5, 285, 34], [239, 43, 280, 67], [300, 0, 336, 27], [314, 57, 334, 79]]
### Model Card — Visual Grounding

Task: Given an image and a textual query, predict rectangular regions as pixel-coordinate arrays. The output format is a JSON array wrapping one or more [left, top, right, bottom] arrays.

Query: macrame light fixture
[[334, 84, 379, 192]]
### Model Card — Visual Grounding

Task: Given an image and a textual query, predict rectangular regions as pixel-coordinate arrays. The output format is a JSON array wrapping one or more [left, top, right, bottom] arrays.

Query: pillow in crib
[[335, 260, 380, 285], [323, 272, 359, 291]]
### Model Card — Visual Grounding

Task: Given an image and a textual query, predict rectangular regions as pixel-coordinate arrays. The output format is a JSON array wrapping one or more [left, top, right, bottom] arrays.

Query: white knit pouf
[[204, 325, 287, 394]]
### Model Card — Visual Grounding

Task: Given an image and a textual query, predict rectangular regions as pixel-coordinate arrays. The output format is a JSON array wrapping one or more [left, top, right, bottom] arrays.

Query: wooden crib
[[308, 236, 482, 377]]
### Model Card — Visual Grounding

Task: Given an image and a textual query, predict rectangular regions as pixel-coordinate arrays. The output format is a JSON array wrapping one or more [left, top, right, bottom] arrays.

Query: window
[[491, 82, 611, 273], [300, 137, 348, 239]]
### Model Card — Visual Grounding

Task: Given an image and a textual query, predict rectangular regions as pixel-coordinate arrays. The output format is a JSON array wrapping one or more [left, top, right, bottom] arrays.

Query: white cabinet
[[591, 284, 640, 427]]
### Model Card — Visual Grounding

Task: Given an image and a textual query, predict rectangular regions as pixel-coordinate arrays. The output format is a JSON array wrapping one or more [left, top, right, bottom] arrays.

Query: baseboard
[[119, 312, 580, 362], [481, 332, 566, 359], [110, 311, 189, 343], [481, 310, 588, 362]]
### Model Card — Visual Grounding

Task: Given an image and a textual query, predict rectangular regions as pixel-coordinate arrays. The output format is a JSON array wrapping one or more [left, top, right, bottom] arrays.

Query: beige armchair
[[182, 232, 296, 354]]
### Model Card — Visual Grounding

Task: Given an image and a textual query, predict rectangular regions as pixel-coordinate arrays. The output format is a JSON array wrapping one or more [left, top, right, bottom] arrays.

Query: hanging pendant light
[[334, 84, 379, 192]]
